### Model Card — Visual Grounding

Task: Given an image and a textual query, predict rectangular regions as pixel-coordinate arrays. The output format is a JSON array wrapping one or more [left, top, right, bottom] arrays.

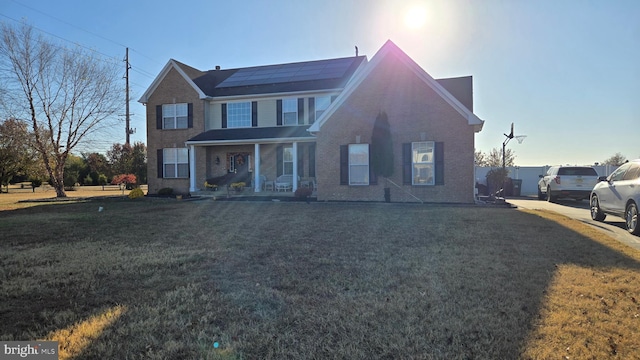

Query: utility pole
[[124, 47, 132, 145]]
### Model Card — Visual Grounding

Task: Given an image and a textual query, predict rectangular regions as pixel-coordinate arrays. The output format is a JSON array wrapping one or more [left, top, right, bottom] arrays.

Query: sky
[[1, 0, 638, 166]]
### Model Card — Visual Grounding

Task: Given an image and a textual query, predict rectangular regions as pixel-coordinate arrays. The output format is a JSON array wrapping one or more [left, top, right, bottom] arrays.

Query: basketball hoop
[[515, 135, 527, 144]]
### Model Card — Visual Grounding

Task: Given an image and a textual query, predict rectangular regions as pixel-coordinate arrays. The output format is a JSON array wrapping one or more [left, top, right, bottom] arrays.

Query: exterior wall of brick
[[315, 51, 476, 203], [146, 67, 203, 195], [197, 142, 316, 189]]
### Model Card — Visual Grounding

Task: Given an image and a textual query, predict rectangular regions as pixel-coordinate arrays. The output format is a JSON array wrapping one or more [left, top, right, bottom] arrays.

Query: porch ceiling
[[185, 125, 315, 146]]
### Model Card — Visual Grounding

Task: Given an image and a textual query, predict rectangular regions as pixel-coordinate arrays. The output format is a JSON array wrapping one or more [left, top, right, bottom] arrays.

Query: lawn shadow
[[2, 201, 640, 358]]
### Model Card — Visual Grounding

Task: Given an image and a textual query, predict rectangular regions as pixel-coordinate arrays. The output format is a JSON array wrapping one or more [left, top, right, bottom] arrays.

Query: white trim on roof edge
[[185, 137, 315, 146], [138, 59, 206, 104], [308, 40, 485, 134]]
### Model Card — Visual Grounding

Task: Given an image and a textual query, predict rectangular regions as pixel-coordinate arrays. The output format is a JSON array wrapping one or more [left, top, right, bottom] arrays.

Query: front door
[[230, 153, 251, 186]]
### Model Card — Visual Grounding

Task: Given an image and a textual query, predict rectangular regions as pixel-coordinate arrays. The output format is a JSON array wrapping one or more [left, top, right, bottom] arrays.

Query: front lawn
[[1, 199, 639, 359]]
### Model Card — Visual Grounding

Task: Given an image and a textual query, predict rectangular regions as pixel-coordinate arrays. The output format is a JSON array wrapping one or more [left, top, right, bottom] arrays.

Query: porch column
[[188, 145, 196, 193], [254, 143, 261, 192], [292, 142, 298, 191]]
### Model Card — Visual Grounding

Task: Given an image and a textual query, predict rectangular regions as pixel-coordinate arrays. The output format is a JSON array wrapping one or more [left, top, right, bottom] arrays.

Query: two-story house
[[140, 40, 485, 203]]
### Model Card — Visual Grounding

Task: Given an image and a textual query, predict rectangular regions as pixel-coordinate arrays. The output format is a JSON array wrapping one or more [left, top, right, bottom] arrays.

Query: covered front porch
[[191, 182, 317, 200], [186, 139, 317, 195]]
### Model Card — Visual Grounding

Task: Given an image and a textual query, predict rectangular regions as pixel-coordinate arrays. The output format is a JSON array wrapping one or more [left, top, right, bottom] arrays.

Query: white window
[[412, 141, 434, 185], [315, 96, 331, 119], [163, 148, 189, 178], [282, 98, 297, 125], [349, 144, 369, 185], [163, 103, 188, 129], [227, 102, 251, 128], [283, 146, 293, 175]]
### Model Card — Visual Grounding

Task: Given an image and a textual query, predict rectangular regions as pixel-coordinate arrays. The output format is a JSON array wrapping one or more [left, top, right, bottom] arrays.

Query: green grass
[[1, 198, 640, 359]]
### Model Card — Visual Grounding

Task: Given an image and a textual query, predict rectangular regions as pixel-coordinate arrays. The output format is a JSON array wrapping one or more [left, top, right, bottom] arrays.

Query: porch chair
[[261, 175, 275, 191], [275, 175, 293, 192], [259, 175, 266, 190]]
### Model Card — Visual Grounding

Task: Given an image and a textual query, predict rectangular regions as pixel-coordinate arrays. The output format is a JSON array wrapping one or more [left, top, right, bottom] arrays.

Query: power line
[[2, 2, 165, 73], [9, 0, 129, 49], [130, 67, 156, 80], [0, 13, 120, 65], [130, 48, 164, 68]]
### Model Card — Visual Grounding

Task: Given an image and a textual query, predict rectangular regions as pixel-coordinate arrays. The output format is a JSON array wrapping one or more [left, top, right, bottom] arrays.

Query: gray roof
[[187, 126, 314, 143]]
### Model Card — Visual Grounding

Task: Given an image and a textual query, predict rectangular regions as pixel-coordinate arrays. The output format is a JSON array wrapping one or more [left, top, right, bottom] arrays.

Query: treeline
[[62, 143, 147, 187]]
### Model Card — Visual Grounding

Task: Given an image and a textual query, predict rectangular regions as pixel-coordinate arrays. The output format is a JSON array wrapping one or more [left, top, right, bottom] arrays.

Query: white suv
[[590, 160, 640, 236], [538, 166, 599, 202]]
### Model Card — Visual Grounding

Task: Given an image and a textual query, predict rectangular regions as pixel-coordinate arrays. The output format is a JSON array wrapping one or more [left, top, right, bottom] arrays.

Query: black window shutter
[[435, 142, 444, 185], [308, 98, 315, 124], [340, 145, 349, 185], [187, 103, 193, 128], [221, 103, 227, 128], [403, 143, 412, 185], [308, 143, 316, 177], [297, 146, 304, 177], [297, 98, 304, 125], [156, 105, 163, 129], [157, 149, 164, 178], [251, 101, 258, 127], [187, 148, 191, 177], [276, 146, 283, 177], [276, 100, 283, 126], [369, 144, 377, 185]]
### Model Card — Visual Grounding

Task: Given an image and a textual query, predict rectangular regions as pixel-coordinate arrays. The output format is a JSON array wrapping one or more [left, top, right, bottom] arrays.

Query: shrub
[[83, 175, 93, 186], [64, 170, 79, 190], [204, 181, 218, 190], [111, 174, 137, 186], [128, 188, 144, 199], [230, 182, 246, 190], [486, 168, 509, 196], [97, 174, 108, 186], [294, 187, 313, 199], [157, 187, 173, 196], [30, 178, 43, 192]]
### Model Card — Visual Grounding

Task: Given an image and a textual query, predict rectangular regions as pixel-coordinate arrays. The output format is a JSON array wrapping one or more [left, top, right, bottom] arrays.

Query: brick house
[[310, 40, 484, 203], [140, 40, 484, 203]]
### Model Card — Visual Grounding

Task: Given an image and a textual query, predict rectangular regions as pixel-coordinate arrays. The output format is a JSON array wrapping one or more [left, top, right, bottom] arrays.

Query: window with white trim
[[163, 103, 188, 129], [283, 146, 293, 175], [412, 141, 434, 185], [163, 148, 189, 178], [315, 96, 331, 119], [282, 98, 298, 125], [227, 102, 251, 128], [349, 144, 369, 185]]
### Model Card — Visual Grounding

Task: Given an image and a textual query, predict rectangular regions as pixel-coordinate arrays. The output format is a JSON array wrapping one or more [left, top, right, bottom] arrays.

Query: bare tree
[[0, 23, 121, 197], [477, 147, 515, 167], [602, 152, 627, 166], [475, 150, 487, 166]]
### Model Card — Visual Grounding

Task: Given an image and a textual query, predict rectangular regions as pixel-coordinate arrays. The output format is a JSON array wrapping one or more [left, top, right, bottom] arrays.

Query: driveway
[[507, 197, 640, 251]]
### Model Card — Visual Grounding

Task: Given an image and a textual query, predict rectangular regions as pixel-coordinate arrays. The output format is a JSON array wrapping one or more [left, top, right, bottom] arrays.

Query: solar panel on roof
[[216, 57, 355, 88]]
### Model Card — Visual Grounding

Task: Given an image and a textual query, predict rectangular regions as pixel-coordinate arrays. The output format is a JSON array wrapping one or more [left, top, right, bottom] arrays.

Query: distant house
[[139, 40, 484, 203]]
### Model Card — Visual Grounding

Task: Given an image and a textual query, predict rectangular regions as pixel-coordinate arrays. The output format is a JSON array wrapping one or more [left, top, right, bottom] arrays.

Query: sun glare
[[404, 5, 428, 29], [45, 305, 126, 360]]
